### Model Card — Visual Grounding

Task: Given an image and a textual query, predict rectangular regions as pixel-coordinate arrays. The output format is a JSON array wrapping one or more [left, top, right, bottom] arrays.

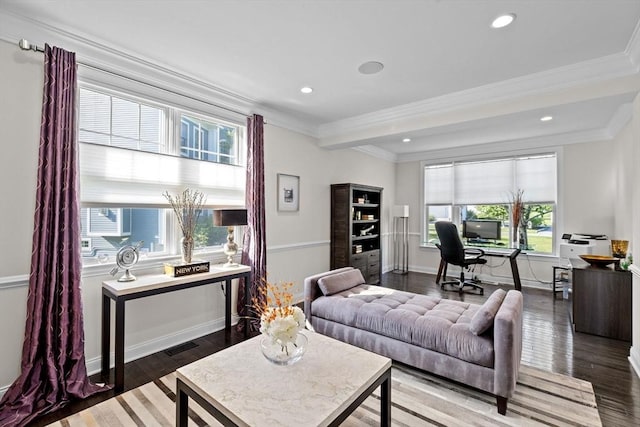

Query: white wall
[[626, 94, 640, 376], [0, 39, 396, 393], [264, 125, 396, 296], [562, 141, 617, 237], [0, 39, 43, 392]]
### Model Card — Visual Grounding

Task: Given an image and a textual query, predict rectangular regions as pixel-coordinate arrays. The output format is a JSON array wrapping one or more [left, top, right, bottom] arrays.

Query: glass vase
[[181, 236, 194, 264], [260, 333, 307, 366]]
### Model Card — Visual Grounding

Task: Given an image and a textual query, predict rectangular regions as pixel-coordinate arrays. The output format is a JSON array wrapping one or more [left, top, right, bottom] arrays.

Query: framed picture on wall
[[277, 173, 299, 212]]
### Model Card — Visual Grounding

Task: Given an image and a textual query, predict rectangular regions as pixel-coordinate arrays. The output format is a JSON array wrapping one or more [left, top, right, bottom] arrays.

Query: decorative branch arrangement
[[163, 189, 206, 264], [510, 189, 525, 248]]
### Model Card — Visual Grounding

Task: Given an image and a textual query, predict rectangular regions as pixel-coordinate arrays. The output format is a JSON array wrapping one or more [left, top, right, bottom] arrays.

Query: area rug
[[47, 364, 601, 426]]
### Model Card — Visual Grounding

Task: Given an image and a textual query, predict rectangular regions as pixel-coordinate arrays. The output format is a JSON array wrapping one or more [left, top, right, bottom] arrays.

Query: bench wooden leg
[[497, 396, 508, 415]]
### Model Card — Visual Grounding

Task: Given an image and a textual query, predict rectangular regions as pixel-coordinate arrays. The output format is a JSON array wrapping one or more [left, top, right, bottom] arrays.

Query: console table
[[101, 264, 251, 391], [436, 248, 522, 290]]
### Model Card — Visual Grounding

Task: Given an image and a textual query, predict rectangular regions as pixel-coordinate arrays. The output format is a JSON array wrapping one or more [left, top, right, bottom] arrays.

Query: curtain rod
[[18, 39, 258, 121]]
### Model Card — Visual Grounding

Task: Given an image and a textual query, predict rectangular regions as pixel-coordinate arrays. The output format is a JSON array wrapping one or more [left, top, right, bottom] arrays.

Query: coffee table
[[176, 330, 392, 426]]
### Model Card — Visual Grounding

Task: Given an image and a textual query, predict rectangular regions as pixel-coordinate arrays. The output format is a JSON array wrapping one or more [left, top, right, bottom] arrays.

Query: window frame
[[421, 151, 561, 256], [77, 81, 247, 269]]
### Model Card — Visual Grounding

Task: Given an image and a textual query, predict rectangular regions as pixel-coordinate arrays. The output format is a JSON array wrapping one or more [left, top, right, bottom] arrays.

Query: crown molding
[[351, 145, 398, 163], [2, 8, 637, 149], [317, 52, 637, 141], [0, 9, 319, 138], [395, 128, 611, 164], [605, 103, 634, 139], [626, 16, 640, 72]]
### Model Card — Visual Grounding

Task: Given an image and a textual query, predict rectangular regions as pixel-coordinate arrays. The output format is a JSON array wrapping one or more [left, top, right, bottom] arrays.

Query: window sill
[[81, 248, 234, 278]]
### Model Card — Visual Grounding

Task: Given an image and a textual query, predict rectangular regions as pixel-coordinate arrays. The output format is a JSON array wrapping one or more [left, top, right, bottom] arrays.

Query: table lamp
[[213, 209, 248, 268]]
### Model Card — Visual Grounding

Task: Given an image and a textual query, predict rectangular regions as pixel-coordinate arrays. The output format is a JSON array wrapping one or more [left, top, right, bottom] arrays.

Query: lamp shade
[[213, 209, 248, 226], [392, 205, 409, 218]]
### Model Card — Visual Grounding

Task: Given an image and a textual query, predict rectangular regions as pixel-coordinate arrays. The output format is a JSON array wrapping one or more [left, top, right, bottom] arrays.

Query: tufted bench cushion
[[311, 284, 495, 368]]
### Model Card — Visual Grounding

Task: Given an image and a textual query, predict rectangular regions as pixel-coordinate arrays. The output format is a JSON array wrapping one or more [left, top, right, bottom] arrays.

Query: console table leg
[[244, 274, 251, 338], [101, 294, 111, 380], [510, 257, 522, 291], [225, 279, 231, 332], [114, 298, 125, 392]]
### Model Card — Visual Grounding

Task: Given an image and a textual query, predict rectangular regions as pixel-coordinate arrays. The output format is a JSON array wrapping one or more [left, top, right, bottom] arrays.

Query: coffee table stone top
[[176, 330, 391, 427]]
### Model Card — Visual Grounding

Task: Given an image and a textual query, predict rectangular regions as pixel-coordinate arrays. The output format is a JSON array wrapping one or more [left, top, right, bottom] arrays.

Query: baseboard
[[0, 316, 233, 400], [630, 346, 640, 379], [85, 316, 228, 376]]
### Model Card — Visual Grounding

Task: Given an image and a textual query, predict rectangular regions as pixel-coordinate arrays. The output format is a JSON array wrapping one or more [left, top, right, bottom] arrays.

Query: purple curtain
[[238, 114, 266, 330], [0, 45, 107, 427]]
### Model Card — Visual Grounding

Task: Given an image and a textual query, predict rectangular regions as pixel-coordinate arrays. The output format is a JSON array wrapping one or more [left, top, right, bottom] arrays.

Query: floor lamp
[[392, 205, 409, 274]]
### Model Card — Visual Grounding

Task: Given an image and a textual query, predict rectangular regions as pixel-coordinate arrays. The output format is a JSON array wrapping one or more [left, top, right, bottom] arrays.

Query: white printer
[[559, 233, 610, 259]]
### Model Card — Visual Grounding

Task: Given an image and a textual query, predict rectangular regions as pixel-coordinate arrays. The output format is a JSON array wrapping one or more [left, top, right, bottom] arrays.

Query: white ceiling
[[2, 0, 640, 161]]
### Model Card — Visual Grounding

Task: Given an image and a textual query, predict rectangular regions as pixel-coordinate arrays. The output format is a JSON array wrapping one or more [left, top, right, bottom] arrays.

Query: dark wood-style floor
[[31, 271, 640, 426]]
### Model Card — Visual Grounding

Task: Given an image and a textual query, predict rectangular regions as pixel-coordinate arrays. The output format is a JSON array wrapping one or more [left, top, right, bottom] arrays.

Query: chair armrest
[[464, 248, 485, 258]]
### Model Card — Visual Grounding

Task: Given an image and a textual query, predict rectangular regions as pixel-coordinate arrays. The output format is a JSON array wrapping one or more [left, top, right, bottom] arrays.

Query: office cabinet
[[571, 261, 631, 341], [331, 183, 382, 284]]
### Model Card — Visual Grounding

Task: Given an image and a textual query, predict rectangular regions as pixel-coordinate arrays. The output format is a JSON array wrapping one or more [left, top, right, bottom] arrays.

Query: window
[[180, 115, 238, 164], [423, 154, 556, 254], [78, 86, 246, 265], [79, 89, 165, 153]]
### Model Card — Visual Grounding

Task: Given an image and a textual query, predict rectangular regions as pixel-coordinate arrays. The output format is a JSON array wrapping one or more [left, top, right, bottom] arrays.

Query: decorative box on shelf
[[164, 260, 210, 277]]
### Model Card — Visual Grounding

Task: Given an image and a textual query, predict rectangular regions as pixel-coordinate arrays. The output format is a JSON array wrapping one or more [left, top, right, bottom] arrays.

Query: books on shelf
[[353, 244, 363, 254]]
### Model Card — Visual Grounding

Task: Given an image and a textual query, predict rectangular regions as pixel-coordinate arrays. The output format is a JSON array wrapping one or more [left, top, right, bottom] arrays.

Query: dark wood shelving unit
[[331, 183, 383, 284]]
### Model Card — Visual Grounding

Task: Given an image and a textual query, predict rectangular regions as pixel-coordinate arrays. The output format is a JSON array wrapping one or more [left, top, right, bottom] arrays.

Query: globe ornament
[[109, 241, 143, 282]]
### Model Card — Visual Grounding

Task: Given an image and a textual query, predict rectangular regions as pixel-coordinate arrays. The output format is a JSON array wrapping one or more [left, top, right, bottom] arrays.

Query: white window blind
[[424, 164, 453, 204], [79, 143, 246, 208], [424, 154, 556, 205], [78, 86, 246, 209], [454, 159, 514, 204], [515, 156, 556, 202]]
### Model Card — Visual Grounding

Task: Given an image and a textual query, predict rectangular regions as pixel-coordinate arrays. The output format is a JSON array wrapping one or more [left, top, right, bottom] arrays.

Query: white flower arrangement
[[253, 280, 305, 349], [260, 305, 306, 344]]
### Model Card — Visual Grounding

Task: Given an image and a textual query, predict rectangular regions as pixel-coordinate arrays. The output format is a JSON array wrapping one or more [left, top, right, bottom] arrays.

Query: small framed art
[[277, 173, 299, 212]]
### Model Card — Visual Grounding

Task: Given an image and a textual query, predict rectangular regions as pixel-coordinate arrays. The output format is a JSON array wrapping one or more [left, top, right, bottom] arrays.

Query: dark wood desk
[[101, 265, 251, 391], [436, 248, 522, 291]]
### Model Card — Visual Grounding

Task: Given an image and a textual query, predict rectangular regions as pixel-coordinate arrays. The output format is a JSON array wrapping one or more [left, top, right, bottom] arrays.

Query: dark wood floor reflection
[[32, 271, 639, 426]]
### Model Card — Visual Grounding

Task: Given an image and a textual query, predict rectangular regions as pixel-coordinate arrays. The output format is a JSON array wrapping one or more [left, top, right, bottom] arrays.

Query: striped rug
[[48, 364, 601, 426]]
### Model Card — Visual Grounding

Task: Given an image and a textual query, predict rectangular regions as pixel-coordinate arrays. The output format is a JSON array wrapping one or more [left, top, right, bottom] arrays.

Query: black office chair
[[435, 221, 486, 295]]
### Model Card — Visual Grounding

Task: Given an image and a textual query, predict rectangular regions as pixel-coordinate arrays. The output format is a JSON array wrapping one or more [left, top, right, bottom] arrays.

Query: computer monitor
[[462, 219, 501, 241]]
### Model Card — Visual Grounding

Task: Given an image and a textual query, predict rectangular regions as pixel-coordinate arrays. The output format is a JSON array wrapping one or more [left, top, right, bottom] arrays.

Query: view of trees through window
[[426, 203, 554, 253]]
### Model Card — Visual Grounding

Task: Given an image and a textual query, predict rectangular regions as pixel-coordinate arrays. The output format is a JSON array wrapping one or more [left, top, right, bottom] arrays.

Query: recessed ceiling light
[[402, 138, 411, 143], [358, 61, 384, 75], [300, 86, 313, 94], [540, 116, 553, 122], [491, 13, 516, 29]]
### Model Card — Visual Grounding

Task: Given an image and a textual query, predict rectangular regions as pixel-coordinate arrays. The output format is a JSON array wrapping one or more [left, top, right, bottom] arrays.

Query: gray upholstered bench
[[304, 267, 523, 415]]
